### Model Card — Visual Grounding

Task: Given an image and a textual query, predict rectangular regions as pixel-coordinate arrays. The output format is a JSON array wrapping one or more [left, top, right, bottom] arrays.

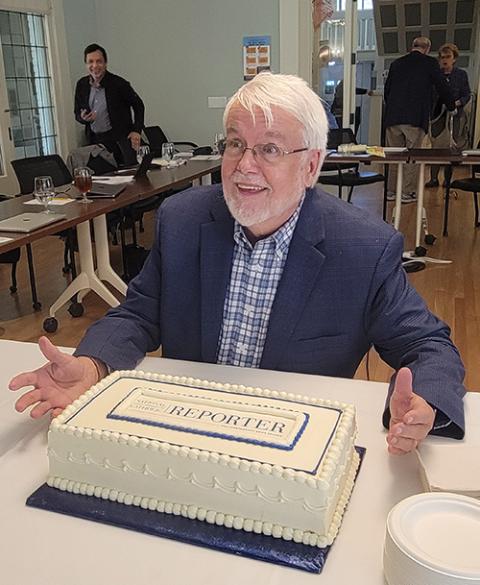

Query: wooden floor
[[1, 175, 479, 390]]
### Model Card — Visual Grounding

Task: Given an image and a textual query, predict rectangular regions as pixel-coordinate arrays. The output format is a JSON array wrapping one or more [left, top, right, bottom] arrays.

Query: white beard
[[224, 178, 305, 229]]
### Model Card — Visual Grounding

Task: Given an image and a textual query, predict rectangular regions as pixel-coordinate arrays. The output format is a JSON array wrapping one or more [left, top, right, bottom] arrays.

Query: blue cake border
[[26, 447, 365, 573]]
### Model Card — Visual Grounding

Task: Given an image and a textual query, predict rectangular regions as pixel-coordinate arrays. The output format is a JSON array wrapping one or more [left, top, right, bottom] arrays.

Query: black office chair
[[0, 194, 40, 309], [143, 125, 198, 156], [318, 128, 387, 218], [114, 138, 166, 238], [443, 159, 480, 236], [144, 125, 222, 183], [11, 155, 77, 275]]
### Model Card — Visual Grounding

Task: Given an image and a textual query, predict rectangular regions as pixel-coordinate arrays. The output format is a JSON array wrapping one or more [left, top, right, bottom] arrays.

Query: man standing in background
[[384, 37, 455, 203], [74, 43, 145, 161]]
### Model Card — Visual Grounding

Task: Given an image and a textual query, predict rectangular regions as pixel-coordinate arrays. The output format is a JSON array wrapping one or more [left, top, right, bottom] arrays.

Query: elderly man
[[10, 73, 465, 454], [384, 37, 455, 202], [74, 43, 145, 157]]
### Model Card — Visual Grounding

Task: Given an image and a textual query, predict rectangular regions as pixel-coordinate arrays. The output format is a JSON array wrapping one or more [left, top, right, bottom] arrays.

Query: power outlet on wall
[[207, 96, 227, 108]]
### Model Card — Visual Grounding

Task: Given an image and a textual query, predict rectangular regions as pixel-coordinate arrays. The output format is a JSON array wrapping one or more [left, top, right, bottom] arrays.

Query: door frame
[[0, 0, 75, 195]]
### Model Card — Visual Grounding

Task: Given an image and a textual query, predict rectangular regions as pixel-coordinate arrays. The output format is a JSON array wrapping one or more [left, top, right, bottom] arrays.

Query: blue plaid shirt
[[216, 199, 304, 368]]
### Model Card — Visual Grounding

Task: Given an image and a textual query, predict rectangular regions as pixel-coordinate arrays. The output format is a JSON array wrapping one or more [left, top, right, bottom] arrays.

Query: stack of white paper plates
[[384, 493, 480, 585]]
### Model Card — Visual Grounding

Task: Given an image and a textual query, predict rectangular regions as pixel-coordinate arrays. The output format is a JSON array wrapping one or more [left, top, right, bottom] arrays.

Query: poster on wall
[[243, 35, 271, 80]]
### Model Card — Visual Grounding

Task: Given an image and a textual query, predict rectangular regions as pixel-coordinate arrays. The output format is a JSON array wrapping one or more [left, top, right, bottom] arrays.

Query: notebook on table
[[0, 212, 66, 233], [88, 182, 127, 198]]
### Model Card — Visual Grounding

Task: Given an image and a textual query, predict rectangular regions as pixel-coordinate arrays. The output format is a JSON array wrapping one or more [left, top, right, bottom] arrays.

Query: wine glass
[[136, 144, 150, 165], [213, 132, 225, 155], [74, 167, 93, 204], [34, 175, 55, 213], [161, 142, 175, 167]]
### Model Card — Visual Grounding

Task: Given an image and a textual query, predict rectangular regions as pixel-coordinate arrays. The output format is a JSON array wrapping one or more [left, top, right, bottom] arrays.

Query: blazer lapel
[[200, 201, 234, 363], [261, 190, 327, 370]]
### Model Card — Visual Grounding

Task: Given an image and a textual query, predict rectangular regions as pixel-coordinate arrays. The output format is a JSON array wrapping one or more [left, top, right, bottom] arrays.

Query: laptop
[[88, 182, 127, 198], [134, 152, 155, 177], [0, 212, 67, 233], [88, 153, 155, 198]]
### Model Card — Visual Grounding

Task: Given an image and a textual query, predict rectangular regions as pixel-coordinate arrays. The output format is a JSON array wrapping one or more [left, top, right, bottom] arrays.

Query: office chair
[[11, 155, 77, 275], [0, 194, 41, 309], [143, 125, 198, 156], [318, 128, 387, 218], [113, 138, 166, 240], [443, 156, 480, 236]]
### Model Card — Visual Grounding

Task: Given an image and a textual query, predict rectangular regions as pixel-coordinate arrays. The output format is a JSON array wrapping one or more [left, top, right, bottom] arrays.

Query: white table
[[0, 339, 478, 584]]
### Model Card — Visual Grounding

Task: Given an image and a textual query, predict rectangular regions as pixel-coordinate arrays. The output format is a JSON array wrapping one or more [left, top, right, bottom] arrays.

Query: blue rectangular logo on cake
[[106, 386, 309, 451]]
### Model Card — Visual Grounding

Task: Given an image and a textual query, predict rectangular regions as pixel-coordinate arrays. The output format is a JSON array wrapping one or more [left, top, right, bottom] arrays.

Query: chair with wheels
[[143, 125, 198, 156], [11, 154, 77, 275], [443, 159, 480, 236], [318, 128, 387, 218], [0, 194, 41, 310]]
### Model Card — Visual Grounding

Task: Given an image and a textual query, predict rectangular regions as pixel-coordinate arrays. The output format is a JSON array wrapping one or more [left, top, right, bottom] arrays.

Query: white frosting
[[48, 370, 359, 547]]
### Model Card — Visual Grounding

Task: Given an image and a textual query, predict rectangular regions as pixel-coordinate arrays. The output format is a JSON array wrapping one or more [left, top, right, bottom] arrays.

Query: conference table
[[0, 158, 221, 326], [1, 339, 478, 584], [408, 148, 480, 242], [323, 149, 409, 229], [325, 148, 480, 251]]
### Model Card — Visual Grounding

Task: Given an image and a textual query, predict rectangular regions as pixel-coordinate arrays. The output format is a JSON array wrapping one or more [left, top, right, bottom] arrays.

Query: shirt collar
[[89, 71, 107, 88], [233, 193, 305, 257]]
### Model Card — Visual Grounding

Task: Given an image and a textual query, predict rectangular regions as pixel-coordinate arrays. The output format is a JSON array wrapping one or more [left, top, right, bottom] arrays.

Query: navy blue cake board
[[27, 446, 365, 574]]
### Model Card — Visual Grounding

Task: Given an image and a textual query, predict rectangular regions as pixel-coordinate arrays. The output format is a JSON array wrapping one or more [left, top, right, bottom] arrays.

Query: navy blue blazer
[[76, 185, 465, 436], [384, 51, 455, 133]]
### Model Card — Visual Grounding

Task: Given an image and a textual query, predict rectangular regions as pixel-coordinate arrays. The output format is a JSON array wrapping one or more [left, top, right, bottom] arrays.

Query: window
[[0, 10, 57, 158]]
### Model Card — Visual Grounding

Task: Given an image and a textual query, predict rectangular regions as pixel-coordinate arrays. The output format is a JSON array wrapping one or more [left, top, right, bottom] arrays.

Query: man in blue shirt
[[74, 43, 145, 159], [10, 73, 465, 455]]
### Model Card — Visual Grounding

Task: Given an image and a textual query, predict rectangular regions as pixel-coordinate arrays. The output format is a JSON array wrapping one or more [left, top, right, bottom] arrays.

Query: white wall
[[62, 0, 280, 146]]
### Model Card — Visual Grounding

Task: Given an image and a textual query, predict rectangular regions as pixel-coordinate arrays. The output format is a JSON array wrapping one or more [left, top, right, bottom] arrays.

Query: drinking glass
[[161, 142, 175, 167], [34, 175, 55, 213], [136, 144, 150, 165], [213, 132, 225, 155], [74, 167, 93, 204]]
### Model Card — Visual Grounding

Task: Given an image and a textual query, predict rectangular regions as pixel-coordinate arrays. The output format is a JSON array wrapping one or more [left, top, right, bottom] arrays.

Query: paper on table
[[24, 197, 75, 206], [190, 154, 222, 161], [92, 176, 134, 184], [151, 158, 187, 167], [416, 442, 480, 497], [383, 147, 408, 153], [462, 149, 480, 156]]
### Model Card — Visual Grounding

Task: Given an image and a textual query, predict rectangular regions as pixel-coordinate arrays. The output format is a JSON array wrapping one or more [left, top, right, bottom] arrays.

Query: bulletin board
[[243, 35, 271, 80]]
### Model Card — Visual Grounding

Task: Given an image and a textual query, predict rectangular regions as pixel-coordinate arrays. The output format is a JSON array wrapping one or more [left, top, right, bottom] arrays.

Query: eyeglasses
[[219, 138, 308, 164]]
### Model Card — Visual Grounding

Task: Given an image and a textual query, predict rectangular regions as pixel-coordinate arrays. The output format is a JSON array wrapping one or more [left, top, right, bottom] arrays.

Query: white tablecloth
[[0, 339, 478, 584]]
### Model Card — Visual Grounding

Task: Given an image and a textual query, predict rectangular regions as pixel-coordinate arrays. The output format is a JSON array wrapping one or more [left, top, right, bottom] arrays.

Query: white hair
[[223, 72, 327, 182]]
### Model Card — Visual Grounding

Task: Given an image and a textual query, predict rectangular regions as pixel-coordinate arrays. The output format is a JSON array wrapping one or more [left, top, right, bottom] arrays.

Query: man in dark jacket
[[74, 43, 145, 159], [384, 37, 455, 202]]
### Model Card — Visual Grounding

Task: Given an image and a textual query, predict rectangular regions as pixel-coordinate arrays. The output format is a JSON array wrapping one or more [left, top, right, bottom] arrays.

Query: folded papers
[[336, 144, 386, 157]]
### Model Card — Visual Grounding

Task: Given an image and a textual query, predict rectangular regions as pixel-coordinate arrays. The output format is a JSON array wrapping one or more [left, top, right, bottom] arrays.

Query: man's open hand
[[9, 336, 99, 419]]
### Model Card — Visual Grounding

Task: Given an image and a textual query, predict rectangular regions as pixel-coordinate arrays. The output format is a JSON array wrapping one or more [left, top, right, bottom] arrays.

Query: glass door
[[0, 9, 58, 195], [312, 3, 348, 129], [312, 0, 377, 139]]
